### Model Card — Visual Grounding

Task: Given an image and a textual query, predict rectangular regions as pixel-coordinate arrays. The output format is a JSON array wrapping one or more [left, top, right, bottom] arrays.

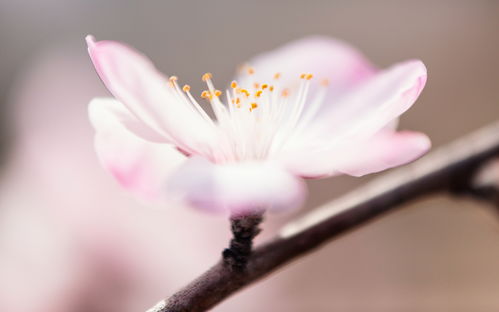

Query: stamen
[[255, 90, 263, 97], [168, 75, 178, 87], [201, 90, 212, 100], [300, 73, 306, 79], [261, 84, 268, 89], [182, 84, 191, 92], [231, 81, 238, 89], [214, 90, 222, 97], [202, 73, 213, 82], [250, 103, 258, 111], [305, 73, 313, 80]]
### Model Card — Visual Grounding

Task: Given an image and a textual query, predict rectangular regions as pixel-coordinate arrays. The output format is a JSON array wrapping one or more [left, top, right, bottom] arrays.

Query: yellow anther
[[300, 73, 306, 79], [254, 82, 260, 89], [261, 83, 268, 89], [201, 90, 210, 99], [269, 86, 274, 92], [169, 76, 178, 82], [250, 102, 258, 111], [230, 81, 238, 89], [202, 72, 213, 82], [182, 84, 191, 92], [306, 73, 313, 80], [236, 97, 241, 104], [282, 88, 290, 97], [240, 89, 250, 97], [214, 90, 222, 97], [255, 90, 263, 97], [273, 73, 281, 80], [247, 66, 255, 75], [320, 78, 330, 86]]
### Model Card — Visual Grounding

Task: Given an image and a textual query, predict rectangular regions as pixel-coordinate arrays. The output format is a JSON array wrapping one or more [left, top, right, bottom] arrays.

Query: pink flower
[[86, 35, 430, 214]]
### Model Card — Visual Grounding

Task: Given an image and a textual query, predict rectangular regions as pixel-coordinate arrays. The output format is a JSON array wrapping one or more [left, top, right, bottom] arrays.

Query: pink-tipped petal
[[168, 158, 306, 214], [314, 60, 427, 140], [89, 98, 186, 200], [86, 36, 218, 157], [284, 131, 430, 178], [237, 36, 376, 97], [335, 131, 431, 176]]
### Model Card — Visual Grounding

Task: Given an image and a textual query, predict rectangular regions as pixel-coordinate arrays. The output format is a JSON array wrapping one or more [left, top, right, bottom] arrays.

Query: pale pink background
[[0, 1, 499, 311]]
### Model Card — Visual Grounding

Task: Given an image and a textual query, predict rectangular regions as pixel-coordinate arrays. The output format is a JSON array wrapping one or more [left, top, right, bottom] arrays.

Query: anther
[[261, 84, 268, 89], [282, 88, 290, 97], [202, 73, 213, 82], [214, 90, 222, 97], [306, 73, 313, 80], [273, 73, 281, 80], [247, 67, 255, 75], [255, 90, 263, 97], [201, 90, 210, 99], [231, 81, 238, 89], [182, 84, 191, 92], [250, 103, 258, 111], [300, 73, 306, 79], [169, 76, 178, 82], [254, 82, 260, 89]]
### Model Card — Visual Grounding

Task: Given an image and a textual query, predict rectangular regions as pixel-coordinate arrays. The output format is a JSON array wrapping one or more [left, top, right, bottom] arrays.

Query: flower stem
[[222, 212, 264, 270]]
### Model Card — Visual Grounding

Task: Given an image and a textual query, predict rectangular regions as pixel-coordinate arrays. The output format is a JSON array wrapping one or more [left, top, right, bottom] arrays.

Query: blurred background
[[1, 0, 499, 311]]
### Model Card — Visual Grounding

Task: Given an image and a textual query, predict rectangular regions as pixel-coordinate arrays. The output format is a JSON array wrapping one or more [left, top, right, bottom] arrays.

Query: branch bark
[[147, 121, 499, 312]]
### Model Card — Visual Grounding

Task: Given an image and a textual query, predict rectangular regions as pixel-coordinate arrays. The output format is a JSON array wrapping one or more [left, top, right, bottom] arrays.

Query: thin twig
[[147, 121, 499, 312]]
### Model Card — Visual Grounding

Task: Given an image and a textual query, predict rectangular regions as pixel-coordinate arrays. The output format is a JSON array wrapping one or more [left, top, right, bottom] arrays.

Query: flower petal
[[335, 131, 431, 176], [89, 97, 186, 200], [312, 60, 427, 141], [86, 35, 218, 157], [168, 157, 306, 214], [283, 131, 430, 178], [237, 36, 376, 97]]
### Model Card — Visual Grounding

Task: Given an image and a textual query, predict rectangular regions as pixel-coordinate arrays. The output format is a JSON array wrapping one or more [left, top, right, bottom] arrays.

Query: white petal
[[168, 157, 306, 214], [88, 97, 186, 200], [86, 35, 218, 158]]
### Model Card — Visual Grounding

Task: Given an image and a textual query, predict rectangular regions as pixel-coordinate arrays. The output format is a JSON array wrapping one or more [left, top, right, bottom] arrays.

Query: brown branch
[[146, 121, 499, 312]]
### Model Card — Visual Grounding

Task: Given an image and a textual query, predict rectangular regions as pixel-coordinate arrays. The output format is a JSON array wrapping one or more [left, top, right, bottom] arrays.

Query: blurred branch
[[147, 121, 499, 312]]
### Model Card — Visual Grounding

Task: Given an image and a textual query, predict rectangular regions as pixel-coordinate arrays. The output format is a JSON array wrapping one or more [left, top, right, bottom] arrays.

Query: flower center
[[168, 67, 329, 162]]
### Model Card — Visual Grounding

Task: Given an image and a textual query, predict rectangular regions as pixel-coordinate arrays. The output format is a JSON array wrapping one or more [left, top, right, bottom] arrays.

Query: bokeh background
[[1, 1, 499, 311]]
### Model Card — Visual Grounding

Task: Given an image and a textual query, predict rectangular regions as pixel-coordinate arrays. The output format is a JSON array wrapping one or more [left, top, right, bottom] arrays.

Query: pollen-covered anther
[[249, 102, 258, 111], [168, 75, 178, 87], [261, 83, 268, 90], [201, 90, 212, 100], [230, 81, 238, 89], [214, 90, 222, 97], [255, 90, 263, 97], [202, 72, 213, 82], [269, 85, 274, 92], [182, 84, 191, 92], [240, 89, 250, 97], [305, 73, 313, 80]]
